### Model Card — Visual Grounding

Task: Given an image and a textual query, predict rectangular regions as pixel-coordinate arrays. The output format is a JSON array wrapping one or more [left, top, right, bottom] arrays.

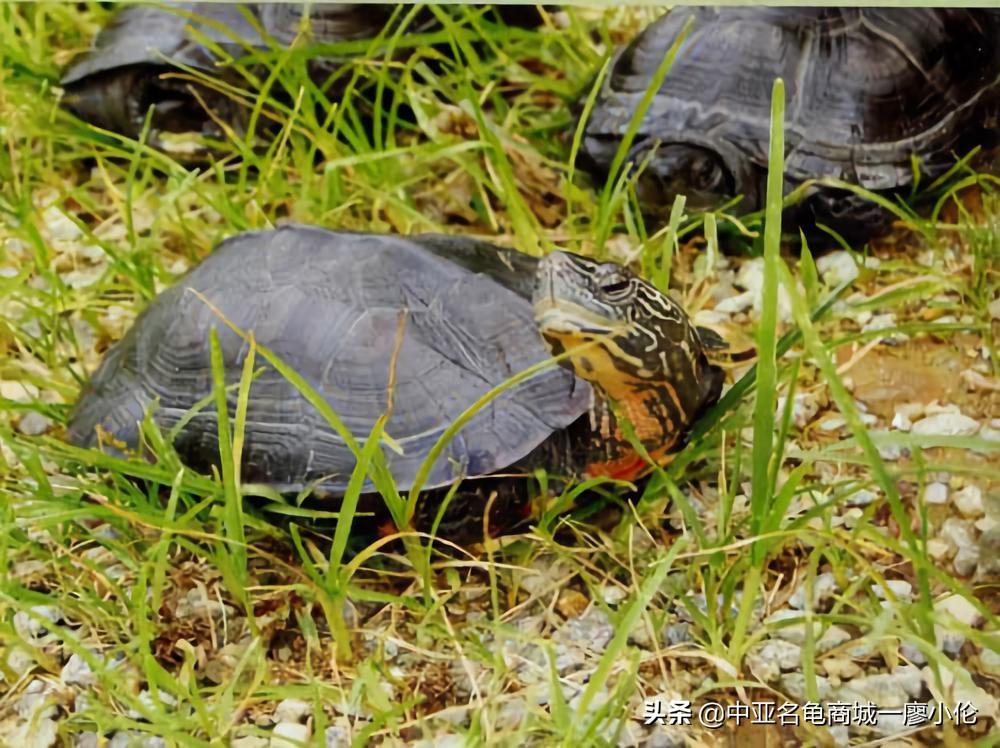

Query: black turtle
[[68, 226, 723, 541], [61, 2, 547, 151], [578, 8, 1000, 243]]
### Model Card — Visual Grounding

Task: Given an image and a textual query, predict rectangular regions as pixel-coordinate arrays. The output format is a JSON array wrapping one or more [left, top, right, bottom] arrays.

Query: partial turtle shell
[[60, 3, 395, 143], [580, 8, 1000, 236], [68, 226, 592, 495], [61, 2, 548, 146]]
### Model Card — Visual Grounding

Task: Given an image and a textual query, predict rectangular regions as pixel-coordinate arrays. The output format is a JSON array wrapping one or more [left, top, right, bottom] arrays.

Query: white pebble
[[846, 488, 878, 507], [273, 699, 311, 724], [816, 250, 859, 286], [952, 486, 984, 518], [891, 411, 912, 431], [923, 482, 948, 505], [926, 538, 953, 561], [714, 290, 754, 314], [911, 413, 981, 437], [765, 610, 822, 645], [874, 580, 913, 601], [17, 412, 52, 436], [42, 204, 82, 241], [788, 572, 839, 610], [598, 585, 628, 606], [270, 722, 311, 748], [817, 625, 852, 653], [61, 653, 96, 687], [231, 738, 269, 748]]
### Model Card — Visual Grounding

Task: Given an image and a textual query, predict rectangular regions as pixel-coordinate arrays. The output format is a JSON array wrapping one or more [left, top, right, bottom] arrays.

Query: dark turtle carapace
[[579, 8, 1000, 243], [68, 226, 723, 542], [61, 2, 547, 150]]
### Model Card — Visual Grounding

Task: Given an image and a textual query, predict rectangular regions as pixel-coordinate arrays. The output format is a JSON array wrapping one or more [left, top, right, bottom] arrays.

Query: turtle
[[61, 2, 547, 151], [577, 8, 1000, 243], [68, 225, 724, 541]]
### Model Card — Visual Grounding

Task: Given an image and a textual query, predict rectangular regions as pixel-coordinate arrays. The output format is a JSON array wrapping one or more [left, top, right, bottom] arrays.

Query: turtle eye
[[599, 276, 632, 299], [690, 153, 727, 193]]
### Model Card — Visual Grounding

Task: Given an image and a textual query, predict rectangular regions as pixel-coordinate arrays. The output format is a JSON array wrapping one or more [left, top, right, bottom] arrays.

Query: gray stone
[[788, 572, 838, 610], [839, 665, 923, 707], [816, 624, 853, 652], [911, 413, 980, 437], [17, 412, 52, 436], [61, 653, 96, 687], [273, 698, 311, 724]]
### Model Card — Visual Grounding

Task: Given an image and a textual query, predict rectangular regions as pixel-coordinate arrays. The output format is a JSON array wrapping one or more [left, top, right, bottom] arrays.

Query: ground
[[0, 4, 997, 748]]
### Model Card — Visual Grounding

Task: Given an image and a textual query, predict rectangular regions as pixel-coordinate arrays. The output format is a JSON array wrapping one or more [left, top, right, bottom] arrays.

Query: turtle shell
[[60, 3, 394, 141], [581, 8, 1000, 224], [68, 226, 593, 495], [61, 2, 546, 144]]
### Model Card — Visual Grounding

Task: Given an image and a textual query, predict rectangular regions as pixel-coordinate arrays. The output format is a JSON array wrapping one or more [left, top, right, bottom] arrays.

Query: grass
[[1, 3, 999, 747]]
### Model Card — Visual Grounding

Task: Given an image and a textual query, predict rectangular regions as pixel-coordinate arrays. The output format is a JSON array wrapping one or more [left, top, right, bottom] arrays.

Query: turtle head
[[639, 144, 735, 211], [632, 138, 757, 214], [532, 250, 723, 460]]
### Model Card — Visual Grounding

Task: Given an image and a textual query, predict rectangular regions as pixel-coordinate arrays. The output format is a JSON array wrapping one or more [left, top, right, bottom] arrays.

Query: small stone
[[822, 656, 861, 680], [980, 646, 1000, 676], [926, 538, 953, 561], [42, 204, 82, 241], [765, 610, 821, 645], [846, 488, 878, 507], [816, 250, 859, 286], [911, 413, 981, 437], [61, 653, 96, 687], [736, 258, 793, 322], [788, 572, 838, 610], [891, 411, 912, 431], [953, 544, 980, 577], [746, 640, 802, 681], [779, 673, 833, 702], [16, 411, 52, 436], [231, 738, 269, 748], [818, 416, 846, 432], [4, 647, 35, 679], [862, 312, 897, 335], [627, 620, 654, 649], [816, 625, 852, 653], [940, 518, 975, 551], [842, 508, 864, 529], [324, 719, 354, 748], [493, 699, 528, 732], [714, 290, 754, 314], [662, 622, 692, 647], [940, 519, 979, 576], [935, 594, 983, 628], [14, 679, 58, 721], [880, 580, 913, 601], [271, 722, 311, 748], [934, 594, 982, 655], [900, 643, 927, 666], [775, 392, 820, 428], [598, 584, 628, 606], [923, 664, 999, 721], [923, 482, 948, 505], [952, 485, 984, 518], [874, 434, 905, 461], [73, 733, 101, 748], [273, 698, 311, 724], [841, 665, 923, 707]]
